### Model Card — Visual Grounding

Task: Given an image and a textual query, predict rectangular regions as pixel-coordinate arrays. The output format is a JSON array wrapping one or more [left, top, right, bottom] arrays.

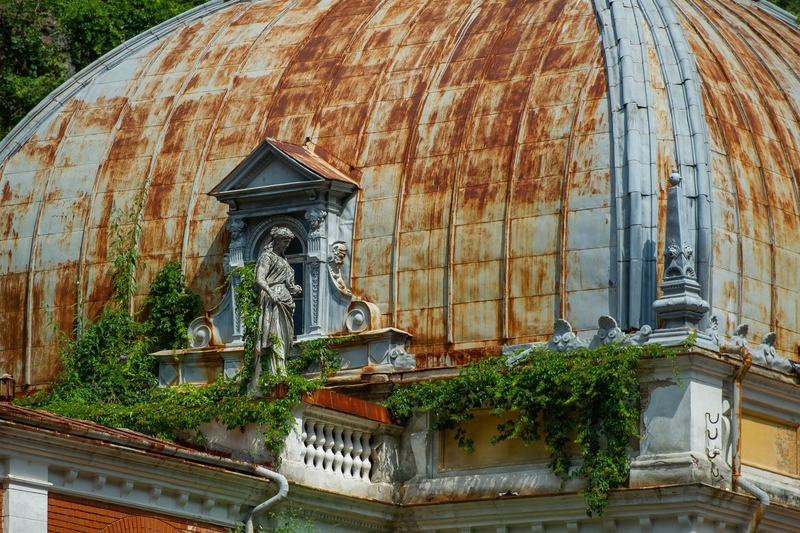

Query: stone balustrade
[[279, 402, 403, 501], [301, 418, 374, 482]]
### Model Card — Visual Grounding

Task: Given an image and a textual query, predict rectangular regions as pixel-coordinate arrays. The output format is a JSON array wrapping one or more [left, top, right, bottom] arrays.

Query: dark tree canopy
[[0, 0, 206, 140]]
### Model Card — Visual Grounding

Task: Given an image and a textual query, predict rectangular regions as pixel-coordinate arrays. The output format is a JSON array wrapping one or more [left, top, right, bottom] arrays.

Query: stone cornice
[[0, 422, 272, 527]]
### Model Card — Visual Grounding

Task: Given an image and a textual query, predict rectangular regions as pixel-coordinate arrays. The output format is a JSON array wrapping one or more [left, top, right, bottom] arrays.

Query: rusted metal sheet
[[0, 0, 615, 386], [677, 0, 800, 358], [3, 0, 800, 387]]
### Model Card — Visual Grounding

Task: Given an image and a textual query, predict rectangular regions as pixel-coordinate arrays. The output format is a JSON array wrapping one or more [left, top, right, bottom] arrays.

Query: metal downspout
[[245, 466, 289, 533], [724, 345, 769, 532]]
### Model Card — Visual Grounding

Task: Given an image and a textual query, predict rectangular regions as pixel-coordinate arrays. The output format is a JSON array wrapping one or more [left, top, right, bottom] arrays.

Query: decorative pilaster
[[226, 218, 247, 345], [305, 209, 327, 336], [648, 172, 714, 349]]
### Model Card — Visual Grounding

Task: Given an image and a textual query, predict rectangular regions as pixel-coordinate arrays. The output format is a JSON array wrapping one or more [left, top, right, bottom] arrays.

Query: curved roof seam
[[255, 0, 350, 146], [444, 0, 529, 344], [502, 2, 583, 340], [22, 90, 95, 385], [388, 0, 484, 334], [131, 1, 254, 310], [0, 0, 237, 162], [557, 59, 602, 325], [700, 0, 800, 334], [722, 3, 800, 205], [698, 80, 744, 324], [358, 0, 434, 330], [305, 0, 394, 146], [76, 37, 175, 314]]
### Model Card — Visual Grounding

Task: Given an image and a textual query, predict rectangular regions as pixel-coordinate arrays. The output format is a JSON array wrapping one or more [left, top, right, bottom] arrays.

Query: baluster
[[313, 421, 326, 470], [333, 426, 344, 475], [351, 430, 363, 480], [360, 433, 372, 481], [323, 424, 335, 473], [342, 428, 354, 478], [301, 420, 308, 465], [303, 419, 316, 467]]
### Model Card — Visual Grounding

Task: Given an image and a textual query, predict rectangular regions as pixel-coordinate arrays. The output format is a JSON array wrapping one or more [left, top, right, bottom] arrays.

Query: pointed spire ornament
[[648, 171, 716, 349]]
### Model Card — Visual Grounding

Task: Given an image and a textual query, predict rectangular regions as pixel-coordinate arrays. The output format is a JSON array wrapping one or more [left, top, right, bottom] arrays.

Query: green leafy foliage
[[385, 343, 676, 517], [143, 260, 203, 350], [19, 218, 323, 455], [0, 0, 205, 140], [288, 336, 355, 380], [55, 0, 207, 70], [108, 198, 144, 308], [770, 0, 800, 19], [0, 0, 65, 139], [232, 262, 261, 391]]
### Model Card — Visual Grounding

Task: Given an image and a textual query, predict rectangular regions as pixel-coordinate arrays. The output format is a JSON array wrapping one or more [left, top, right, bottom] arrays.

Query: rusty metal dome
[[1, 0, 799, 386]]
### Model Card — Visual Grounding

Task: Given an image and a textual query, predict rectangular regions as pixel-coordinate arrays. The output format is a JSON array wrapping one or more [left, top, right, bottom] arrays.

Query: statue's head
[[267, 226, 295, 253], [330, 242, 347, 264]]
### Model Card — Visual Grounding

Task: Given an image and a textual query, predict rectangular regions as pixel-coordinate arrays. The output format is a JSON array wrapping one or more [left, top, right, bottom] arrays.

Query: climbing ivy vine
[[18, 210, 326, 456], [385, 343, 678, 517]]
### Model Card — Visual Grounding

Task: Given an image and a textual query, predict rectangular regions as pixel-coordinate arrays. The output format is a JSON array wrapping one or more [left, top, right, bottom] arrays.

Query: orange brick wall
[[49, 493, 228, 533]]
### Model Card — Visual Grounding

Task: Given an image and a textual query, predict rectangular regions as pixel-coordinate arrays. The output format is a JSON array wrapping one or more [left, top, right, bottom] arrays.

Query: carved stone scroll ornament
[[589, 316, 624, 348], [727, 324, 749, 348], [722, 325, 799, 375], [547, 319, 588, 352], [188, 317, 214, 349], [507, 316, 652, 367], [704, 315, 721, 346], [753, 332, 800, 374], [252, 226, 302, 388]]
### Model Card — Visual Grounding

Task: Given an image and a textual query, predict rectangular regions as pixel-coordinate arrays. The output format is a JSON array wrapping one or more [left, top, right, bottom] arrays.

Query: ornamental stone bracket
[[504, 315, 651, 366]]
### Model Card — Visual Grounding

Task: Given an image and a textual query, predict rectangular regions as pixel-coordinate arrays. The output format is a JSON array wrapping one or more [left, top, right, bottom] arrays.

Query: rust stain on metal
[[413, 346, 504, 370], [4, 0, 799, 386]]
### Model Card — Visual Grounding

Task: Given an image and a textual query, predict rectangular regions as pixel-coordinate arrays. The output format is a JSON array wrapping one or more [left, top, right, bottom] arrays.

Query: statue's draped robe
[[254, 248, 298, 380]]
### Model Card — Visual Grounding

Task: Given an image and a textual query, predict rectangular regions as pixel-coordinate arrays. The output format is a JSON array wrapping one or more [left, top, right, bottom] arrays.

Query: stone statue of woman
[[251, 226, 302, 389]]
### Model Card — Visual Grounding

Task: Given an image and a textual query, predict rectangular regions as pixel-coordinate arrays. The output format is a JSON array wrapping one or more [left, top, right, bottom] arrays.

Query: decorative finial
[[668, 170, 682, 186], [648, 170, 713, 349]]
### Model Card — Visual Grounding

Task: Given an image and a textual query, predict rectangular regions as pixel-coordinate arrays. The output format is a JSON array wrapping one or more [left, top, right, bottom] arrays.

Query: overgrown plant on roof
[[17, 207, 331, 456], [385, 343, 679, 517]]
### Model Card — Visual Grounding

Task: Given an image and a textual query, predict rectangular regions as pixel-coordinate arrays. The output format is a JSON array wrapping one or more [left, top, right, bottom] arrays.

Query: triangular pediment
[[210, 139, 325, 196], [240, 155, 319, 189]]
